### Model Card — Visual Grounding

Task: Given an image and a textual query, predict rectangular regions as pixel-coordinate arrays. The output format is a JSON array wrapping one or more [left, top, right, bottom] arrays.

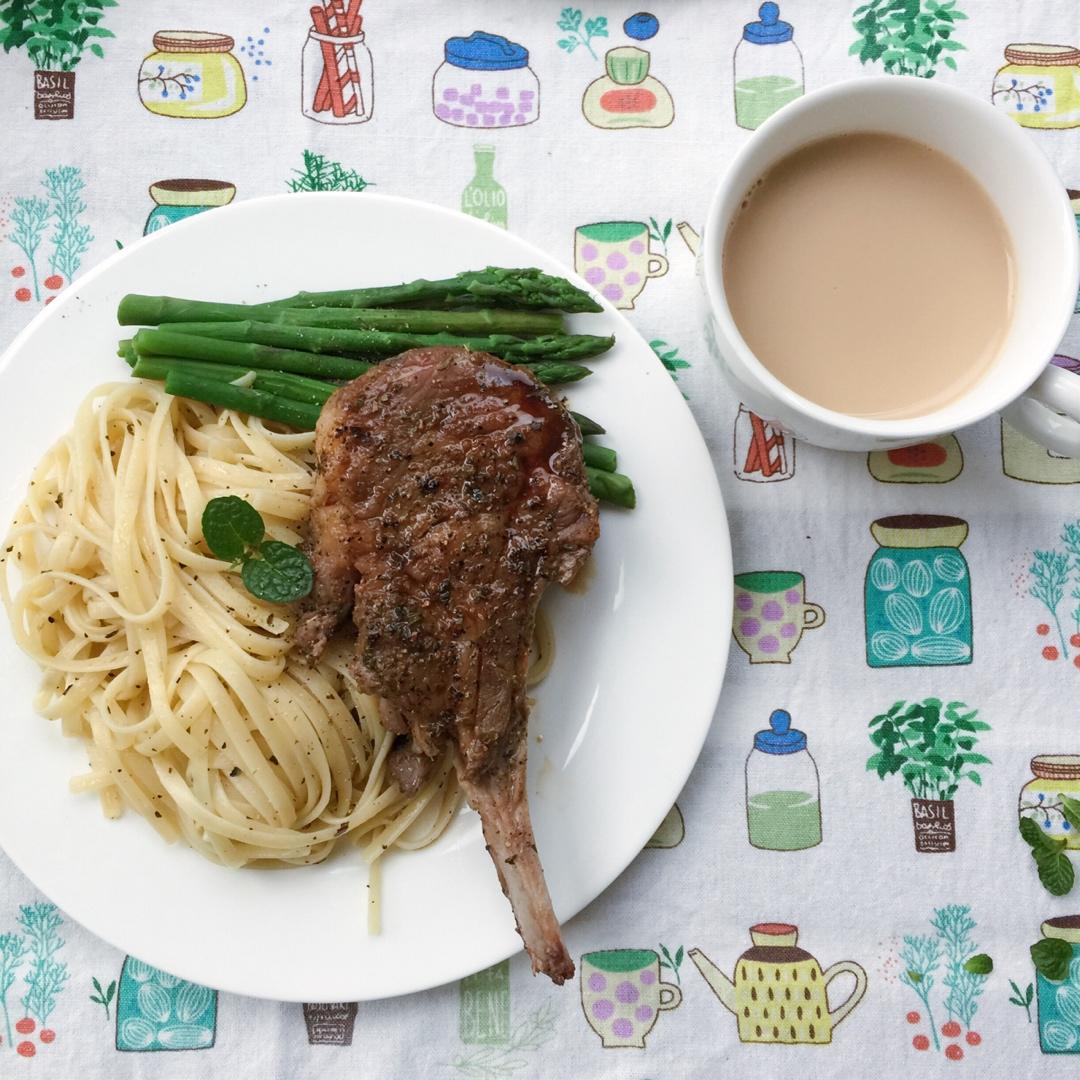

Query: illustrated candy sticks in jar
[[302, 0, 373, 124], [734, 405, 794, 482]]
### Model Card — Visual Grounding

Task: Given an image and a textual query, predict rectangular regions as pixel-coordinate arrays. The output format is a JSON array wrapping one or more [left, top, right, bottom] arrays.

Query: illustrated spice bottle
[[582, 46, 674, 129], [745, 709, 822, 850], [734, 405, 795, 482], [461, 145, 508, 229]]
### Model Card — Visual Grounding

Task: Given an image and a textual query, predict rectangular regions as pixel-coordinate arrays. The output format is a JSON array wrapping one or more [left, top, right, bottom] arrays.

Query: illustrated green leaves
[[1062, 795, 1080, 833], [1031, 937, 1073, 982], [851, 0, 968, 80], [201, 496, 312, 604], [241, 541, 314, 606], [963, 953, 993, 975], [1019, 816, 1075, 896], [202, 495, 264, 563]]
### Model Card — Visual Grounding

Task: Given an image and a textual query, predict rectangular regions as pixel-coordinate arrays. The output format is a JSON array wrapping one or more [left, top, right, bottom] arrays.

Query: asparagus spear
[[133, 328, 370, 380], [118, 294, 564, 336], [161, 320, 615, 365], [118, 338, 137, 366], [163, 370, 322, 430], [586, 466, 635, 509], [265, 267, 603, 313], [132, 356, 338, 406], [582, 443, 617, 472], [529, 362, 592, 385], [570, 411, 605, 436]]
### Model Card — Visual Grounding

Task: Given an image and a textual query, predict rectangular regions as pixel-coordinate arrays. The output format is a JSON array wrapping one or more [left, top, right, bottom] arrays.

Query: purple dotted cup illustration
[[733, 571, 825, 664], [573, 222, 669, 309], [580, 949, 682, 1048]]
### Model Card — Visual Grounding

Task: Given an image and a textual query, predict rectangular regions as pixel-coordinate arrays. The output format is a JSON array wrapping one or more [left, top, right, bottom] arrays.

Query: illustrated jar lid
[[1041, 915, 1080, 944], [152, 30, 236, 53], [1004, 43, 1080, 66], [1031, 754, 1080, 781], [444, 31, 528, 71], [604, 46, 650, 85], [870, 514, 968, 549]]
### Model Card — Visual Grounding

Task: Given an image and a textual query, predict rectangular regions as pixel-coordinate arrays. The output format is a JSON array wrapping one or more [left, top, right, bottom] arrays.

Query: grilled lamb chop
[[295, 347, 599, 983]]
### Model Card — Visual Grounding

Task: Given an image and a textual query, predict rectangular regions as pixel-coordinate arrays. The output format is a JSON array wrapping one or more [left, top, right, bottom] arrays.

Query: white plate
[[0, 193, 730, 1002]]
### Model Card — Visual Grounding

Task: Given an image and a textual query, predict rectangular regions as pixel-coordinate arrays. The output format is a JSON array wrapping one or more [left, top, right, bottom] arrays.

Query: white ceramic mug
[[703, 76, 1080, 453]]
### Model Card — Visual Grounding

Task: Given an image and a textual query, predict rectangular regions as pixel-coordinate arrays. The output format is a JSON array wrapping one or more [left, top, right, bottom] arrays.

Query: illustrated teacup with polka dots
[[574, 222, 669, 309], [733, 571, 825, 664], [580, 948, 682, 1048]]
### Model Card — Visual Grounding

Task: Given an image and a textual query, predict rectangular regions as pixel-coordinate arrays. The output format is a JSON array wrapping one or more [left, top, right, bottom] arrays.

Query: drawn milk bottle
[[745, 709, 822, 850], [734, 3, 804, 130]]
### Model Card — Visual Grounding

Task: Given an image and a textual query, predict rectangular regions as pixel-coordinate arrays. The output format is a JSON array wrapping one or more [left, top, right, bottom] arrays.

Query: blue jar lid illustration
[[754, 709, 807, 754], [743, 2, 794, 44], [624, 12, 659, 41], [444, 31, 529, 71]]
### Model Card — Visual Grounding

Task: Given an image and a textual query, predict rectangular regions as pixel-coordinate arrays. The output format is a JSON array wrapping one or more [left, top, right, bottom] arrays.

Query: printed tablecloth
[[3, 1, 1080, 1076]]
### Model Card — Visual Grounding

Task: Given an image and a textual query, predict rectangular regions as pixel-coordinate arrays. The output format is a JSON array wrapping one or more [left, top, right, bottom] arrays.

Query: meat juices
[[723, 132, 1014, 419], [295, 347, 600, 984]]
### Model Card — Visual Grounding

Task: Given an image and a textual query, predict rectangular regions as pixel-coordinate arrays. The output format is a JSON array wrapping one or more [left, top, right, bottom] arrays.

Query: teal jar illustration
[[745, 709, 822, 850], [734, 3, 804, 130], [1037, 917, 1080, 1053], [865, 515, 972, 667], [144, 179, 235, 234], [115, 955, 217, 1051]]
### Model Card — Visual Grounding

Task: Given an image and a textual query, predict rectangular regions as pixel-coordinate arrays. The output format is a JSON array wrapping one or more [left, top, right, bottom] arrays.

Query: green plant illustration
[[658, 944, 684, 985], [449, 1000, 556, 1078], [556, 8, 608, 60], [900, 934, 942, 1050], [647, 216, 673, 255], [850, 0, 967, 79], [1008, 978, 1034, 1023], [0, 0, 116, 70], [0, 932, 28, 1048], [88, 975, 116, 1020], [1030, 549, 1071, 656], [17, 904, 68, 1028], [287, 150, 372, 193], [43, 166, 90, 283], [932, 905, 985, 1026], [649, 339, 691, 382], [866, 698, 989, 800], [899, 906, 990, 1057], [6, 196, 50, 300]]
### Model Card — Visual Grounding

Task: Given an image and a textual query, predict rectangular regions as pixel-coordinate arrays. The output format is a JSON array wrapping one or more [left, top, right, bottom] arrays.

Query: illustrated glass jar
[[583, 46, 674, 129], [992, 44, 1080, 129], [745, 709, 821, 851], [302, 28, 373, 124], [734, 3, 804, 130], [1002, 357, 1080, 482], [1036, 917, 1080, 1053], [144, 179, 235, 235], [1020, 756, 1080, 850], [138, 31, 246, 119], [865, 515, 972, 667], [867, 437, 963, 483], [734, 405, 795, 482], [433, 32, 538, 128]]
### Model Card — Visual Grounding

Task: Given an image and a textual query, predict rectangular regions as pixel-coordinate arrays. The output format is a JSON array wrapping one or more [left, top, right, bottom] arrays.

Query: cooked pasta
[[0, 381, 463, 875]]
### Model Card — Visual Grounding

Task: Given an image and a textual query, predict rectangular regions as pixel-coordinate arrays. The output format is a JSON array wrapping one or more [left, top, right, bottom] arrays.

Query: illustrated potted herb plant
[[0, 0, 117, 120], [851, 0, 967, 80], [867, 698, 990, 852]]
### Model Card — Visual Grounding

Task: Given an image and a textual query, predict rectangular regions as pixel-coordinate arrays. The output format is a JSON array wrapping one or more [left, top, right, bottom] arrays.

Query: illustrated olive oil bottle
[[459, 960, 510, 1045], [461, 145, 508, 229]]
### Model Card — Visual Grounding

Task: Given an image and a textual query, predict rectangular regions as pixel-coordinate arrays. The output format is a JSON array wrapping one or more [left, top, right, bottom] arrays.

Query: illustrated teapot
[[689, 923, 867, 1045]]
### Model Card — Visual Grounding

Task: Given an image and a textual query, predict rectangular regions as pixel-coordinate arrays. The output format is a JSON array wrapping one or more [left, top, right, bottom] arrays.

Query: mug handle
[[823, 960, 868, 1029], [658, 982, 682, 1010], [646, 253, 670, 279], [1003, 365, 1080, 458], [802, 602, 826, 630]]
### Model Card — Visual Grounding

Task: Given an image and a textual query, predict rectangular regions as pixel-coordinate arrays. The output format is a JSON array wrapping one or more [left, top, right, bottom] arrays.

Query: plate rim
[[0, 191, 732, 1000]]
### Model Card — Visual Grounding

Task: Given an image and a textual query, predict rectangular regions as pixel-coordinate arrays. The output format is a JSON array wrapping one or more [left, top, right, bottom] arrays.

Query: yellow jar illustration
[[138, 31, 247, 119], [992, 44, 1080, 129], [1019, 755, 1080, 850]]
